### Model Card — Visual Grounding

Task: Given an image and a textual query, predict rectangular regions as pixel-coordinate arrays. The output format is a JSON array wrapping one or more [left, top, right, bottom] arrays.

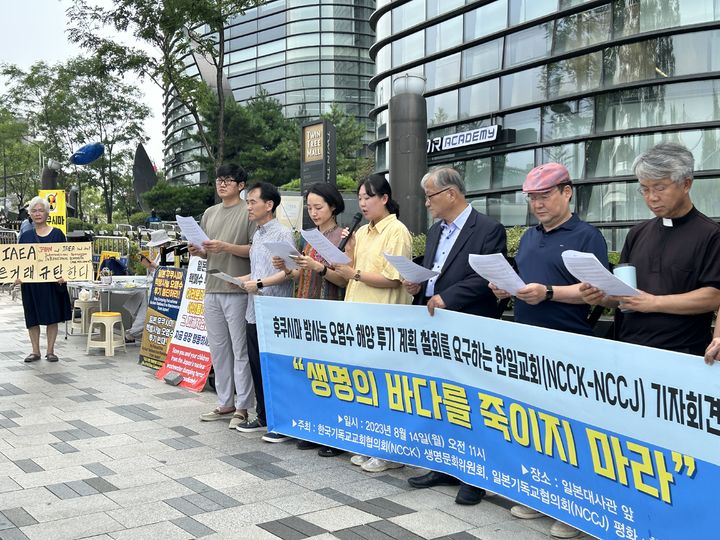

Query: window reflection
[[554, 4, 610, 53], [426, 15, 463, 55], [575, 182, 653, 223], [509, 0, 557, 25], [459, 80, 500, 118], [504, 23, 553, 67], [596, 80, 720, 133], [614, 0, 720, 37], [503, 109, 541, 146], [542, 99, 594, 141], [425, 53, 460, 91], [493, 150, 534, 188], [464, 0, 507, 41], [462, 39, 503, 80], [501, 66, 545, 108], [587, 129, 720, 179], [427, 91, 459, 125], [547, 52, 601, 98], [542, 143, 585, 179]]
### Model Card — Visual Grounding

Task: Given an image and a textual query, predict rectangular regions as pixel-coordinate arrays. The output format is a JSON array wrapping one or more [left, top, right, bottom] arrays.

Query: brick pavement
[[0, 293, 594, 540]]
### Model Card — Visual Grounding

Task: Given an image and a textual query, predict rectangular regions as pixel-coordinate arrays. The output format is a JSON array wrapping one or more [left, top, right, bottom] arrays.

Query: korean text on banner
[[255, 297, 720, 540], [0, 242, 92, 283], [156, 257, 212, 392], [139, 266, 186, 370]]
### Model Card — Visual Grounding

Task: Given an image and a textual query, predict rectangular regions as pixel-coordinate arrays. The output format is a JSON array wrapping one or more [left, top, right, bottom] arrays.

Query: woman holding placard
[[17, 196, 72, 363]]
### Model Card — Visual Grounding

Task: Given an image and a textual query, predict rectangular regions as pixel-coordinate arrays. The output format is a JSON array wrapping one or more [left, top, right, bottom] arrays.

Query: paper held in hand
[[383, 253, 439, 283], [176, 215, 209, 246], [300, 228, 351, 265], [561, 250, 640, 296], [206, 269, 248, 292], [468, 253, 526, 295], [263, 242, 301, 270]]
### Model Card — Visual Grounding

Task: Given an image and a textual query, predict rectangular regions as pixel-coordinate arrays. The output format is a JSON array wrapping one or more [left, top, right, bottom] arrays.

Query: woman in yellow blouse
[[336, 174, 412, 306], [335, 173, 412, 473]]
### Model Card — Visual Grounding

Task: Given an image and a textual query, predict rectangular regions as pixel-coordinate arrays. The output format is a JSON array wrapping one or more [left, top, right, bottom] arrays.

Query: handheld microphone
[[338, 212, 363, 252]]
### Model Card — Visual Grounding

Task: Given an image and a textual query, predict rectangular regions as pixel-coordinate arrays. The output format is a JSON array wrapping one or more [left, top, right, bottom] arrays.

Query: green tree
[[67, 0, 264, 173], [142, 180, 215, 218], [0, 109, 40, 209], [197, 91, 300, 186], [321, 103, 374, 182], [62, 57, 149, 223]]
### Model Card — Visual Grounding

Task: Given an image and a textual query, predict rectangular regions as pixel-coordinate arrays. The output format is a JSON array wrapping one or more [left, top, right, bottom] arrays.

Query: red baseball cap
[[523, 163, 571, 193]]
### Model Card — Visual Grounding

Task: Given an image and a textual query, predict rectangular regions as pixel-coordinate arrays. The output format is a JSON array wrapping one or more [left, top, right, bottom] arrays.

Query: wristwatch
[[353, 269, 361, 281], [256, 280, 264, 290], [545, 285, 554, 301], [319, 266, 328, 277]]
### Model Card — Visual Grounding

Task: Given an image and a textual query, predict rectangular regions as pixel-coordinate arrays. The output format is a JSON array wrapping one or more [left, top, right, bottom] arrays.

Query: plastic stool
[[71, 299, 100, 335], [86, 312, 127, 356]]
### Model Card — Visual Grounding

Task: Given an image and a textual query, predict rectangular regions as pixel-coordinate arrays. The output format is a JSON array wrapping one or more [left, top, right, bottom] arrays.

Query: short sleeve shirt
[[245, 218, 294, 324], [200, 201, 256, 293], [618, 207, 720, 355], [515, 214, 608, 335], [344, 213, 413, 305]]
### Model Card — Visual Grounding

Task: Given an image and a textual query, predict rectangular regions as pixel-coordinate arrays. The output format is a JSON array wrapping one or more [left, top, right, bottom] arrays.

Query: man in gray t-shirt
[[189, 164, 256, 429]]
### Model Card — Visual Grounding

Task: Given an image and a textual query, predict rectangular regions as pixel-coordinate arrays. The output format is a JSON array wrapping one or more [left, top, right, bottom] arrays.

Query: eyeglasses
[[637, 183, 673, 196], [216, 177, 236, 186], [425, 187, 451, 201]]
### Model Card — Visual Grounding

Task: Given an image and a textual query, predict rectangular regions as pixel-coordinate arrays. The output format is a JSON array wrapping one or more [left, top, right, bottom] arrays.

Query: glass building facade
[[370, 0, 720, 249], [164, 0, 376, 185]]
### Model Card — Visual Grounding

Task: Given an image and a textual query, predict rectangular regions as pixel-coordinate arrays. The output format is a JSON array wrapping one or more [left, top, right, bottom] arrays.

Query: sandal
[[24, 353, 41, 363], [46, 353, 59, 363]]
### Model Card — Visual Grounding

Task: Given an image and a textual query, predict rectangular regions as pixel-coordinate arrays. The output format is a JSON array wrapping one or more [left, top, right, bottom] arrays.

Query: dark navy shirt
[[514, 213, 608, 335]]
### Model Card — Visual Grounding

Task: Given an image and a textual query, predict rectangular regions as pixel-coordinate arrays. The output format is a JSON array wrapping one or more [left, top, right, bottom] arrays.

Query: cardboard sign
[[0, 242, 92, 283]]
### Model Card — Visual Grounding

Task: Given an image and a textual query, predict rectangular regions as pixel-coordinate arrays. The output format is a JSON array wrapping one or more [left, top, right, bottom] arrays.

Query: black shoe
[[408, 471, 460, 489], [235, 418, 267, 433], [318, 446, 344, 457], [262, 432, 291, 443], [455, 483, 486, 505], [296, 440, 320, 450]]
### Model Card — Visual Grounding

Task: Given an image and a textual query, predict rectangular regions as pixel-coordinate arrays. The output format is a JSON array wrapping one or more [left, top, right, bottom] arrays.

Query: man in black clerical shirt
[[581, 142, 720, 356]]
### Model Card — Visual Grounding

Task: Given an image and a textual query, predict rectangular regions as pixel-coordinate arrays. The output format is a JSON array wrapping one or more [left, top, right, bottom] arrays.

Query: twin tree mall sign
[[427, 125, 501, 155]]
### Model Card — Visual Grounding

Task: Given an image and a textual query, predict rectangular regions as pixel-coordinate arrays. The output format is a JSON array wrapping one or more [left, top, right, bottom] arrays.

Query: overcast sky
[[0, 0, 165, 167]]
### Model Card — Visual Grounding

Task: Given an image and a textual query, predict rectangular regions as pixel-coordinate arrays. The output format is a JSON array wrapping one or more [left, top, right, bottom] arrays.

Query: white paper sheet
[[383, 253, 439, 283], [468, 253, 526, 295], [301, 228, 351, 265], [206, 269, 248, 292], [561, 250, 640, 296], [264, 241, 301, 270], [176, 215, 209, 246]]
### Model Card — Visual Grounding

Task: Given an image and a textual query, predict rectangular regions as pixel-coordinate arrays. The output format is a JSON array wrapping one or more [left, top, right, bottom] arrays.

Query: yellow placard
[[0, 242, 92, 283], [39, 190, 67, 234], [96, 250, 121, 279]]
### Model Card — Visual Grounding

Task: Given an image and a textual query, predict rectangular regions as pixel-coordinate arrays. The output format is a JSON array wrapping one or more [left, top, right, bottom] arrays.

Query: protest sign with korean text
[[0, 242, 92, 283], [256, 297, 720, 540], [139, 266, 186, 370], [156, 257, 212, 392]]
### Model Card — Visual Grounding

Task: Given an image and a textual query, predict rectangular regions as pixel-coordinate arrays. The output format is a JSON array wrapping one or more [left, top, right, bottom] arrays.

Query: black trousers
[[246, 322, 265, 424]]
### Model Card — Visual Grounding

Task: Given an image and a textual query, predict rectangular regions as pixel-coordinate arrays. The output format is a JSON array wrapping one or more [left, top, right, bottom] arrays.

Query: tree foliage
[[197, 91, 300, 186], [0, 109, 40, 209], [142, 180, 215, 219], [1, 57, 149, 223], [320, 103, 374, 182], [67, 0, 264, 172]]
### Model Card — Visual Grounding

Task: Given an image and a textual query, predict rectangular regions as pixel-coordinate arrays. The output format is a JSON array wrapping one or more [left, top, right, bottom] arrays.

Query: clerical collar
[[660, 206, 696, 227]]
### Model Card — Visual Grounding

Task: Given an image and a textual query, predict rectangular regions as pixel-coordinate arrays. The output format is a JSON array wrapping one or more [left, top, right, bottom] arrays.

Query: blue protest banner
[[256, 297, 720, 540]]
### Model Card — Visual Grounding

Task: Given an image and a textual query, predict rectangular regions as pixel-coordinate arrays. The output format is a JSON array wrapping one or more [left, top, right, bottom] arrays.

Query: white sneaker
[[350, 454, 370, 466], [227, 411, 247, 430], [510, 505, 543, 519], [550, 520, 580, 539], [361, 457, 404, 473]]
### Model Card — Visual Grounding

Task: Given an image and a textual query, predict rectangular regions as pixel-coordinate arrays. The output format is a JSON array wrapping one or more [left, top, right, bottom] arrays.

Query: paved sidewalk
[[0, 294, 593, 540]]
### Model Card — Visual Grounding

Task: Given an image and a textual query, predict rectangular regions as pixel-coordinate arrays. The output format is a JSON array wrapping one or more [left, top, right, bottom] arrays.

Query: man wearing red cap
[[490, 162, 608, 538]]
